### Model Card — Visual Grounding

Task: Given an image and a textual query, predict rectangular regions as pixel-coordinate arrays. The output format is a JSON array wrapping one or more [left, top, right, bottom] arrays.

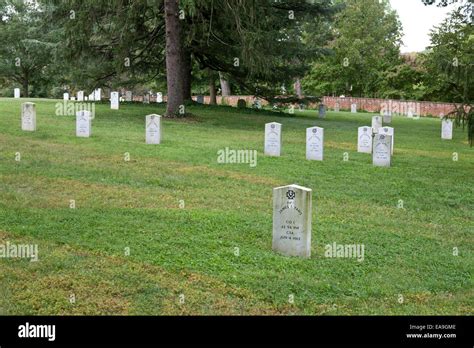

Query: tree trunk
[[182, 49, 192, 101], [165, 0, 185, 117], [209, 69, 217, 105], [23, 71, 29, 98], [219, 71, 231, 96]]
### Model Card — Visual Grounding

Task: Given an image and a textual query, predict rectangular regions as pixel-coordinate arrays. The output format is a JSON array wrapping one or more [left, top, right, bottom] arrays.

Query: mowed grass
[[0, 98, 472, 315]]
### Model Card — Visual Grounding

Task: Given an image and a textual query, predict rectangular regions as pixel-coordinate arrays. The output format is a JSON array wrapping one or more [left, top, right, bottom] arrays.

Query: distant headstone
[[21, 102, 36, 132], [373, 134, 391, 167], [351, 103, 357, 113], [441, 119, 453, 140], [94, 88, 101, 101], [110, 92, 119, 110], [71, 96, 76, 101], [76, 110, 92, 137], [88, 93, 94, 101], [407, 109, 413, 118], [125, 91, 132, 102], [157, 92, 163, 103], [378, 126, 394, 155], [272, 184, 312, 258], [383, 111, 392, 123], [77, 91, 84, 102], [306, 127, 324, 161], [196, 95, 204, 104], [237, 99, 247, 109], [318, 104, 326, 118], [85, 96, 89, 101], [14, 88, 20, 98], [372, 115, 382, 134], [357, 126, 372, 153], [146, 114, 161, 144], [63, 93, 69, 101], [143, 94, 150, 104], [334, 102, 340, 112], [264, 122, 282, 156]]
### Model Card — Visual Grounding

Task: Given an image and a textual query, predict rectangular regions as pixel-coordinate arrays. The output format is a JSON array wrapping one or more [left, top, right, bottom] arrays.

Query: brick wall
[[127, 94, 462, 117], [322, 96, 459, 117]]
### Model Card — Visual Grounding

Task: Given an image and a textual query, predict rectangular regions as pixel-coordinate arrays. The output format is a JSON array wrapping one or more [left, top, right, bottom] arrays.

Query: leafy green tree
[[0, 0, 57, 97], [423, 2, 473, 145], [42, 0, 336, 115], [302, 0, 402, 98]]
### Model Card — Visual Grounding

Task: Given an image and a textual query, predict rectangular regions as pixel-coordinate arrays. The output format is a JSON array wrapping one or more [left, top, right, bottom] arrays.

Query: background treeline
[[0, 0, 472, 105]]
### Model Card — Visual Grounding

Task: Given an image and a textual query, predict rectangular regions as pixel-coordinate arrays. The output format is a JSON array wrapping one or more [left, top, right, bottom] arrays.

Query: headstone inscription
[[357, 126, 372, 153], [76, 110, 92, 137], [272, 184, 312, 258], [373, 134, 391, 167], [264, 122, 282, 157], [146, 114, 162, 144], [306, 127, 324, 161], [441, 119, 453, 140], [21, 102, 36, 131]]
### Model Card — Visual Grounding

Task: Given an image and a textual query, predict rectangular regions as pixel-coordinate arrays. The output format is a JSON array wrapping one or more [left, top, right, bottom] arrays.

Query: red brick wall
[[322, 96, 459, 117], [128, 94, 461, 117]]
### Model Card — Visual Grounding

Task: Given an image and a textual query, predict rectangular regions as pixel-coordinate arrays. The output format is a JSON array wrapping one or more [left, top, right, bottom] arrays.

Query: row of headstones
[[12, 88, 163, 106], [271, 111, 446, 259], [20, 103, 162, 144], [264, 118, 394, 167], [264, 115, 454, 168], [62, 91, 164, 106], [63, 89, 102, 102]]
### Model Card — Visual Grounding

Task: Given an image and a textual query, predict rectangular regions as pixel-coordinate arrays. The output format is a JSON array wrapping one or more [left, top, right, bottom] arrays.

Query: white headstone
[[21, 102, 36, 131], [264, 122, 282, 156], [143, 94, 150, 104], [76, 110, 92, 137], [372, 116, 382, 134], [378, 127, 394, 155], [373, 134, 391, 167], [77, 91, 84, 101], [357, 126, 372, 153], [441, 119, 453, 140], [94, 88, 101, 101], [88, 93, 94, 101], [146, 114, 161, 144], [272, 184, 312, 258], [334, 102, 340, 112], [318, 104, 326, 119], [125, 91, 132, 102], [85, 96, 89, 101], [110, 92, 119, 110], [306, 127, 324, 161], [71, 96, 76, 101], [63, 92, 69, 101], [351, 103, 357, 113], [383, 110, 392, 123], [14, 88, 20, 98], [157, 92, 163, 103]]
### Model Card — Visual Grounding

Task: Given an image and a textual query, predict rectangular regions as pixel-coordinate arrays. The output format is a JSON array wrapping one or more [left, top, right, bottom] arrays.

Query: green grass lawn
[[0, 98, 472, 315]]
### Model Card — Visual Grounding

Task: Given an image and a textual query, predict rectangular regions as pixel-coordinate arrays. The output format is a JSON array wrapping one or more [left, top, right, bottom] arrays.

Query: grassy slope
[[0, 98, 472, 315]]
